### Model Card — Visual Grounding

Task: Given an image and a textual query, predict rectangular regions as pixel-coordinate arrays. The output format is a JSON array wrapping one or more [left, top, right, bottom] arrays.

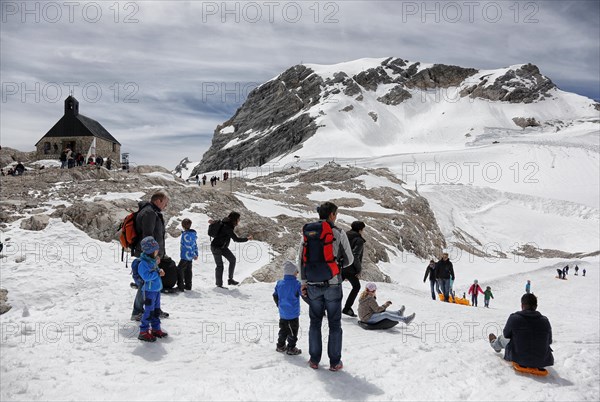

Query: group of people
[[1, 161, 25, 176], [423, 253, 455, 302], [557, 264, 585, 279], [59, 148, 112, 169], [127, 193, 556, 373]]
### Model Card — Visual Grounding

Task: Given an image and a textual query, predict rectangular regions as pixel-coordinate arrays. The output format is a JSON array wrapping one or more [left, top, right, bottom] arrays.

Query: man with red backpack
[[299, 201, 353, 372]]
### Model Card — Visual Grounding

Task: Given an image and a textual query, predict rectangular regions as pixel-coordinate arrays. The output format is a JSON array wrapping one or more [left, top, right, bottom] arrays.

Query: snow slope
[[0, 217, 598, 401]]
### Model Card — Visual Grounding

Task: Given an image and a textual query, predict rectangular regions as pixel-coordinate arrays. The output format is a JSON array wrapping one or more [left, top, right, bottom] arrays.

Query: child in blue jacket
[[137, 236, 168, 342], [177, 218, 198, 291], [273, 261, 302, 355]]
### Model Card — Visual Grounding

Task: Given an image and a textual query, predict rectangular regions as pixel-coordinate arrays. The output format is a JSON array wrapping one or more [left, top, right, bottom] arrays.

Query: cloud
[[1, 0, 598, 169]]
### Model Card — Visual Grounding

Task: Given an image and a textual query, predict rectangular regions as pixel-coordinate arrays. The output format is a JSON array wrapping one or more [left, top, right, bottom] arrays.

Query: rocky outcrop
[[0, 147, 37, 168], [20, 214, 50, 231], [192, 65, 323, 174], [406, 64, 478, 90], [377, 85, 412, 105], [461, 64, 556, 103], [353, 66, 394, 91], [0, 289, 11, 315], [513, 117, 541, 128]]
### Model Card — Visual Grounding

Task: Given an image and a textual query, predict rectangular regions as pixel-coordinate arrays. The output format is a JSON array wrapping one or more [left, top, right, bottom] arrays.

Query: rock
[[0, 289, 11, 315], [353, 66, 393, 91], [377, 85, 412, 105], [512, 117, 541, 128], [406, 64, 478, 90], [20, 214, 50, 231], [0, 147, 36, 168], [368, 112, 378, 122], [339, 105, 354, 112]]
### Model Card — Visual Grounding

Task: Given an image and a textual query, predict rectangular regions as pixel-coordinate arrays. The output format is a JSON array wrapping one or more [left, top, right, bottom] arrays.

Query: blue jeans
[[140, 290, 161, 332], [307, 284, 343, 366], [366, 310, 405, 324], [429, 280, 437, 300], [438, 279, 451, 301]]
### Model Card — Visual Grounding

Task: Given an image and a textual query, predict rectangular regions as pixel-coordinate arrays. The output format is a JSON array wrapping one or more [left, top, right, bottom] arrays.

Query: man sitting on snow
[[489, 293, 554, 369]]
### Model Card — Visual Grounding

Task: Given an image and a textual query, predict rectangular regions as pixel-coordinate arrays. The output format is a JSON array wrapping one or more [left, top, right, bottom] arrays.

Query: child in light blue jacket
[[177, 218, 198, 291]]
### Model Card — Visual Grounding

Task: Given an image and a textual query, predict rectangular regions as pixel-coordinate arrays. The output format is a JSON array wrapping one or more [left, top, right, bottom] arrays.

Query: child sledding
[[357, 283, 415, 330]]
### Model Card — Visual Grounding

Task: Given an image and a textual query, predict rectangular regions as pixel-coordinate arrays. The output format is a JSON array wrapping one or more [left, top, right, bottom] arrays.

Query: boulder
[[20, 214, 50, 231]]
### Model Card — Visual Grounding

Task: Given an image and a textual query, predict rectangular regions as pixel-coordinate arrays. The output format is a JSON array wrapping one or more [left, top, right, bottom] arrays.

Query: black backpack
[[208, 220, 224, 238]]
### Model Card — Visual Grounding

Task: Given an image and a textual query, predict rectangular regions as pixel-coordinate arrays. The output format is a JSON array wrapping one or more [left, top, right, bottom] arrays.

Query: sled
[[358, 319, 399, 330], [438, 294, 470, 305], [512, 362, 549, 377]]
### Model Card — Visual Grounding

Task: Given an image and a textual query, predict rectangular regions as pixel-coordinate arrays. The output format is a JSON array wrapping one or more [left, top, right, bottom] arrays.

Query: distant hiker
[[202, 175, 207, 185], [130, 191, 170, 321], [583, 268, 586, 277], [95, 155, 104, 166], [435, 251, 455, 302], [76, 153, 84, 166], [556, 269, 563, 279], [177, 218, 198, 291], [105, 157, 112, 170], [484, 286, 494, 308], [468, 280, 484, 307], [423, 259, 439, 300], [195, 174, 199, 184], [488, 293, 553, 369], [358, 282, 415, 325], [210, 211, 253, 287], [87, 156, 95, 165], [273, 261, 302, 355], [136, 237, 169, 342], [574, 265, 579, 276], [563, 265, 569, 276], [66, 148, 75, 168], [299, 201, 353, 372], [525, 280, 531, 294], [342, 221, 366, 317], [59, 149, 67, 168]]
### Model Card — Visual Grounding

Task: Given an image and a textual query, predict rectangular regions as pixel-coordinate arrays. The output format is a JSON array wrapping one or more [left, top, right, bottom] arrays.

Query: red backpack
[[301, 221, 339, 282]]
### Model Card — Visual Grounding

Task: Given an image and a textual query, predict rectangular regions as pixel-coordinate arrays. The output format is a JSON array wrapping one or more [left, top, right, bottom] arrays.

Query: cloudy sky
[[1, 0, 599, 168]]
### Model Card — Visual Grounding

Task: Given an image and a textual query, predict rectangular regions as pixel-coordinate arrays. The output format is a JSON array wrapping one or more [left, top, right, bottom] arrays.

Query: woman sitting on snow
[[358, 283, 415, 325]]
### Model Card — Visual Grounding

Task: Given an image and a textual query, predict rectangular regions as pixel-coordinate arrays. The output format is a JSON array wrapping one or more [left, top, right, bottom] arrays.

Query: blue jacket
[[503, 310, 554, 368], [137, 253, 163, 292], [180, 229, 199, 261], [273, 275, 301, 320]]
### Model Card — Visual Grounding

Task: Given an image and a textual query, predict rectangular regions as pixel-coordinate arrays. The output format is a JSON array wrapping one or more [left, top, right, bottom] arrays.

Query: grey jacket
[[298, 221, 354, 285], [133, 201, 166, 258], [358, 293, 387, 322]]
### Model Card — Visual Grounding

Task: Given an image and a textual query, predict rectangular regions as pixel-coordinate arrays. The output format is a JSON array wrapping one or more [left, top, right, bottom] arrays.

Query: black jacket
[[423, 263, 436, 282], [344, 230, 365, 275], [503, 310, 554, 368], [435, 258, 454, 280], [133, 201, 166, 258], [210, 218, 248, 249]]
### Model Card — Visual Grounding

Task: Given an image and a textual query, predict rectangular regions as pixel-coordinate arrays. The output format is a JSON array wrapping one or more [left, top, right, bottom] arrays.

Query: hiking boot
[[152, 329, 168, 338], [159, 310, 170, 319], [329, 361, 343, 372], [398, 305, 405, 316], [138, 331, 156, 342], [228, 279, 239, 286], [489, 333, 502, 353], [401, 313, 415, 325], [308, 360, 319, 369], [130, 313, 142, 322], [342, 307, 356, 317], [286, 347, 302, 355], [276, 345, 287, 353]]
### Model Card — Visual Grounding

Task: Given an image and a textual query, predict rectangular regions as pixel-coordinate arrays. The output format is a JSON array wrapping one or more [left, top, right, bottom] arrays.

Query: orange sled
[[438, 294, 470, 305], [512, 362, 549, 376]]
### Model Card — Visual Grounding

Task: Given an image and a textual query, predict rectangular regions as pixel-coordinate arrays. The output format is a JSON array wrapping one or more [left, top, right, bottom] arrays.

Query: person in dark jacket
[[342, 221, 366, 317], [130, 191, 170, 321], [210, 211, 253, 287], [423, 259, 439, 300], [435, 251, 455, 302], [489, 293, 554, 369], [273, 261, 302, 355]]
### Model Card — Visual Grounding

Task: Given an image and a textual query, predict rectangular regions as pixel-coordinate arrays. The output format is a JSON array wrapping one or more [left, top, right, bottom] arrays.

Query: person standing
[[423, 259, 438, 300], [299, 201, 353, 372], [435, 251, 455, 302], [210, 212, 253, 287], [273, 261, 302, 355], [468, 280, 484, 307], [177, 218, 198, 291], [130, 191, 170, 321], [342, 221, 366, 317], [484, 286, 494, 308], [525, 280, 531, 294]]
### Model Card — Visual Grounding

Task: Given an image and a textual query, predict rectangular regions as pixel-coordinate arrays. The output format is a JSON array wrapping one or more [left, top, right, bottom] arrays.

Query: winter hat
[[474, 279, 478, 284], [283, 260, 298, 276], [366, 282, 377, 292], [140, 236, 159, 255]]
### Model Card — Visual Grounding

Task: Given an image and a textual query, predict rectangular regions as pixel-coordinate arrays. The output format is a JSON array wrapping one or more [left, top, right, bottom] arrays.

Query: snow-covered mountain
[[192, 57, 598, 173]]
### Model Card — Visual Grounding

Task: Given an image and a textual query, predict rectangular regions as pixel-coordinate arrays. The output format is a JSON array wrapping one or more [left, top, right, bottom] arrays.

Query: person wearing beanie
[[342, 221, 366, 317], [273, 261, 302, 355], [484, 286, 494, 308], [136, 236, 168, 342], [357, 282, 415, 325], [468, 279, 484, 307]]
